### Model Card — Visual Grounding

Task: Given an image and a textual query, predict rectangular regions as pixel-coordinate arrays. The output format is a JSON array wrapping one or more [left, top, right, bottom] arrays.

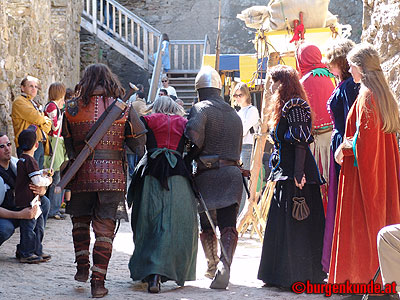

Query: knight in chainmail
[[185, 66, 243, 289]]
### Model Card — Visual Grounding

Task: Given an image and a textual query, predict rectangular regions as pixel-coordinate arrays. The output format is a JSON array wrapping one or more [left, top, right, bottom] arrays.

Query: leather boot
[[147, 274, 161, 293], [72, 216, 91, 282], [91, 218, 115, 298], [91, 278, 108, 298], [200, 229, 219, 279], [210, 227, 238, 289]]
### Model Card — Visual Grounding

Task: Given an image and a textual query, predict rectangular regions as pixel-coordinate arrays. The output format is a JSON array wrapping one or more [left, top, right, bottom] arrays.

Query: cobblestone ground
[[0, 214, 347, 300]]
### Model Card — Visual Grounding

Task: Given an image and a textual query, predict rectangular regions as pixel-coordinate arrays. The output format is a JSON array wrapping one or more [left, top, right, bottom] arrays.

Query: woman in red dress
[[329, 43, 400, 284]]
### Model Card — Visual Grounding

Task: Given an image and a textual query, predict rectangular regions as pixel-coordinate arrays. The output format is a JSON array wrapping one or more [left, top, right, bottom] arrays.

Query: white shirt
[[166, 86, 177, 97], [158, 86, 177, 97], [237, 105, 260, 145]]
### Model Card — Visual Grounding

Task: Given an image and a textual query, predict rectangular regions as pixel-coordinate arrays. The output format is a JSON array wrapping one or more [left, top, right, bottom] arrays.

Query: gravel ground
[[0, 213, 349, 300]]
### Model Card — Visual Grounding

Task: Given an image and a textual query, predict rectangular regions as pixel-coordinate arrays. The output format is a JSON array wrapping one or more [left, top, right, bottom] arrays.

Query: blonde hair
[[347, 43, 400, 133], [324, 38, 355, 80], [151, 96, 185, 116], [48, 82, 66, 101], [232, 82, 251, 105]]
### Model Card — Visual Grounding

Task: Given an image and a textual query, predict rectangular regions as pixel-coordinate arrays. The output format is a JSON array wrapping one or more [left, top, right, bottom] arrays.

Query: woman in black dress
[[257, 65, 326, 288]]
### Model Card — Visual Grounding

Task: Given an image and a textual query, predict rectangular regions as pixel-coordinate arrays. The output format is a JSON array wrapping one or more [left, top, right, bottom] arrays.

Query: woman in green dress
[[127, 96, 198, 293]]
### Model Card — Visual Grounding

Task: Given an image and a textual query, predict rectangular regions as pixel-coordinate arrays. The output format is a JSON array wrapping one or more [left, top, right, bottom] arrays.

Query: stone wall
[[0, 0, 81, 138], [330, 0, 363, 42], [80, 28, 151, 94], [361, 0, 400, 100]]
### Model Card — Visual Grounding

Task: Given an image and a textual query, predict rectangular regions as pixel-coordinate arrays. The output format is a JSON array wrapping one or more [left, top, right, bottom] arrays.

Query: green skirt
[[128, 175, 198, 286]]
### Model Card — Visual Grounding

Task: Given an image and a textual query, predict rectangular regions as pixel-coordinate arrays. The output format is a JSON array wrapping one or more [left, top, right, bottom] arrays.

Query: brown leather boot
[[210, 227, 238, 289], [200, 229, 219, 279], [91, 278, 108, 298], [91, 218, 115, 298], [72, 216, 91, 282]]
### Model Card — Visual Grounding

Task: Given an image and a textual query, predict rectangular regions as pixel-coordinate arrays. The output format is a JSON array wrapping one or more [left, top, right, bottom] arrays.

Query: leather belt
[[313, 127, 333, 135], [197, 159, 239, 172], [87, 149, 122, 160], [219, 159, 239, 167]]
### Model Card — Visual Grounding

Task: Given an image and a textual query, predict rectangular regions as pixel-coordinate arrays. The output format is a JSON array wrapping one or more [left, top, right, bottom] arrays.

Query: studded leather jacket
[[63, 88, 129, 193]]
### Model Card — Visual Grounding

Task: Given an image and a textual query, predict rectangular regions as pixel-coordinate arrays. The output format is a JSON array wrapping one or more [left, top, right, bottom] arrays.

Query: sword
[[191, 178, 229, 261], [242, 175, 250, 198], [361, 266, 380, 300]]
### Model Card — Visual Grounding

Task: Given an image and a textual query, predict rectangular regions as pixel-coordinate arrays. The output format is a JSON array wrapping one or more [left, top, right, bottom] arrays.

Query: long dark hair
[[162, 33, 169, 42], [266, 65, 309, 128], [75, 63, 125, 106]]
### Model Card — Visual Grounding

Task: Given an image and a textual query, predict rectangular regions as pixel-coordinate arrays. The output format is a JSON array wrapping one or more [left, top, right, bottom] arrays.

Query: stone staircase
[[80, 0, 210, 103]]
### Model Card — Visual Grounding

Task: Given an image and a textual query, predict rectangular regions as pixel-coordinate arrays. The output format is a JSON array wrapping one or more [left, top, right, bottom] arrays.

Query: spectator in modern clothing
[[232, 82, 259, 213], [160, 33, 170, 72], [128, 83, 145, 104], [377, 225, 400, 299], [44, 82, 67, 220], [159, 89, 168, 97], [160, 75, 177, 98], [15, 125, 52, 263], [127, 90, 148, 178], [0, 132, 50, 250], [11, 76, 52, 169]]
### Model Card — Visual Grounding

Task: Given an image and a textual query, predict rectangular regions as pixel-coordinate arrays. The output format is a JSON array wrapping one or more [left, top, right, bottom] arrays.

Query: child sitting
[[15, 125, 53, 263]]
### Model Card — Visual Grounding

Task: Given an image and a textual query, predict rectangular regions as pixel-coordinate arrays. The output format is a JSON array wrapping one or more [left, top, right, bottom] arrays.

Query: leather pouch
[[198, 155, 220, 170], [292, 196, 310, 221]]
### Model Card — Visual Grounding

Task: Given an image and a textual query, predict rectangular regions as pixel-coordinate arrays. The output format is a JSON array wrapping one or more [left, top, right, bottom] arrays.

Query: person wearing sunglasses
[[11, 76, 52, 169], [0, 132, 49, 253], [232, 82, 260, 214], [160, 75, 177, 98]]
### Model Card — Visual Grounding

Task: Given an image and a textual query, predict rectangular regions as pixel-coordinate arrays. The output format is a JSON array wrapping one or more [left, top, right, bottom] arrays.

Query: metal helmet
[[195, 66, 222, 90]]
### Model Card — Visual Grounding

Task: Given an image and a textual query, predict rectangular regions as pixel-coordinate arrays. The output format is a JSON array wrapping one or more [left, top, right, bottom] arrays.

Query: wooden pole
[[215, 0, 221, 71], [237, 76, 273, 239]]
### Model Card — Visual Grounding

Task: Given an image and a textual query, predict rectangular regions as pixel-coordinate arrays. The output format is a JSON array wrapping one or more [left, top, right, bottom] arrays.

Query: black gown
[[257, 98, 326, 287]]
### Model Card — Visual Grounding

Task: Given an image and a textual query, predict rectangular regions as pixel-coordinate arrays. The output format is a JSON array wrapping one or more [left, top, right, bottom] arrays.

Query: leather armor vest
[[65, 95, 128, 193]]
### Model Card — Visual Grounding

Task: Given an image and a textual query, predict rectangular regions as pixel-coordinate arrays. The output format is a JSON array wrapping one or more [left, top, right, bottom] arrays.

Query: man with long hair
[[62, 63, 146, 298]]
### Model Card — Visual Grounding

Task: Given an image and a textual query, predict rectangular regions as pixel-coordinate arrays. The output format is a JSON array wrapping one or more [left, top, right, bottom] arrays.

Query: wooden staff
[[215, 0, 222, 71], [237, 76, 273, 240]]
